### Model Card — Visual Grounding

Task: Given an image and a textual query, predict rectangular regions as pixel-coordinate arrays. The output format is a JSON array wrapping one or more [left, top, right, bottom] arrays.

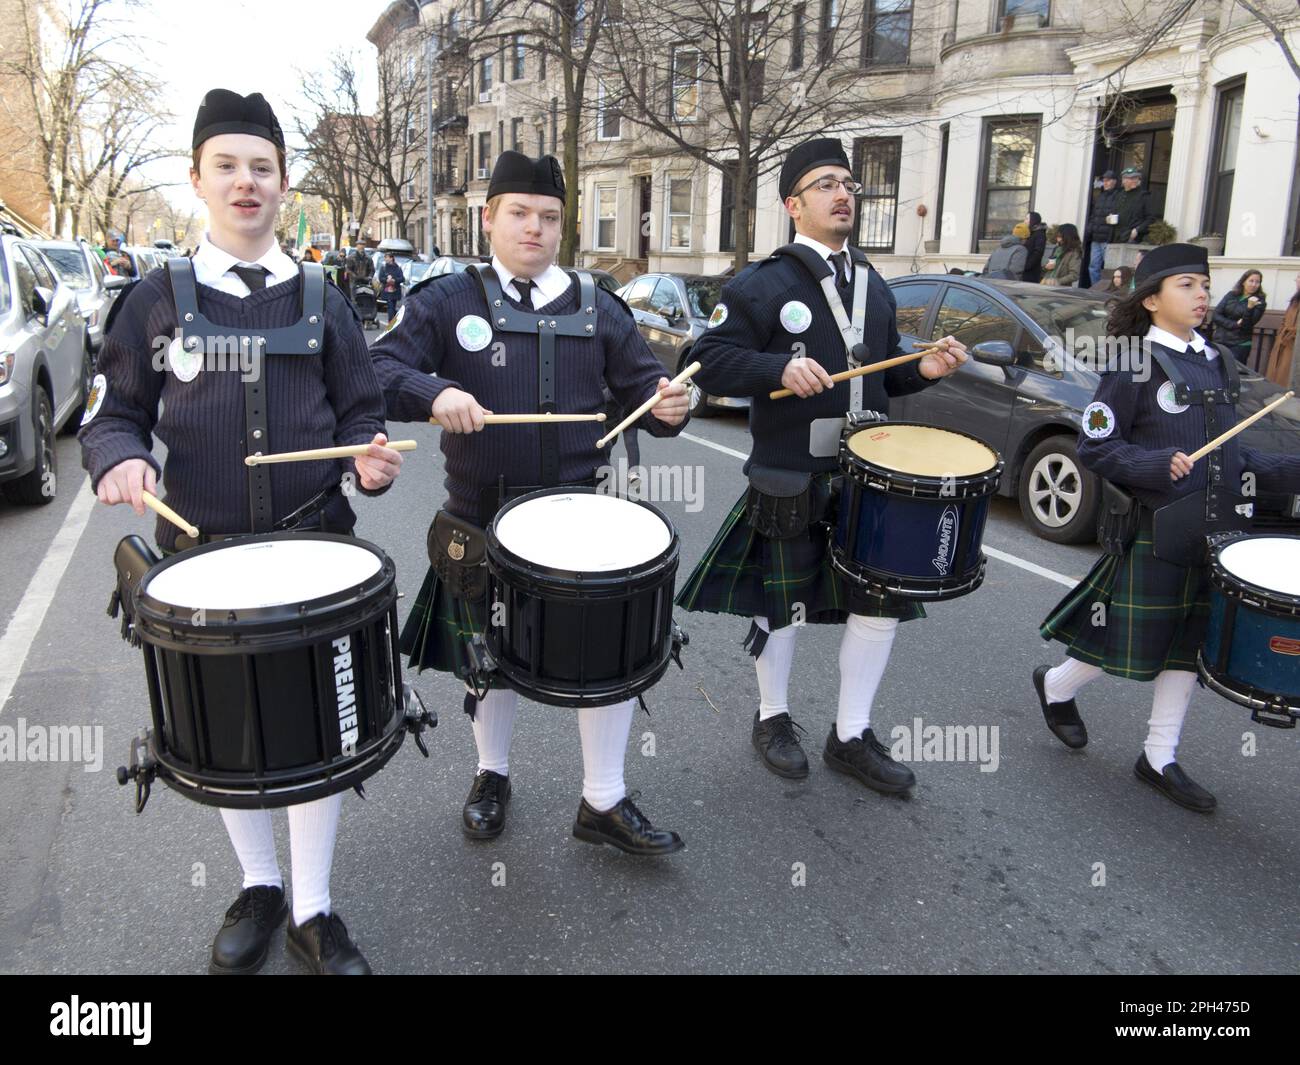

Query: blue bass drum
[[1200, 533, 1300, 728], [832, 422, 1003, 601]]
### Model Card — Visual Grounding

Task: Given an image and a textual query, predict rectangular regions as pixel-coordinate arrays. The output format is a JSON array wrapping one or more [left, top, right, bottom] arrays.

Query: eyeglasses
[[793, 176, 865, 197]]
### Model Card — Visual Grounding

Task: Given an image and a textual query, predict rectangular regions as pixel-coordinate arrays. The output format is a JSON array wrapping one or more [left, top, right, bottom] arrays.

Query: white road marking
[[678, 430, 1080, 588], [0, 478, 98, 713]]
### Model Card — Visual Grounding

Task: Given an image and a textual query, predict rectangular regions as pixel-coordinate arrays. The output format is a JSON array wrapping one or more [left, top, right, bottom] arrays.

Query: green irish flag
[[296, 203, 308, 248]]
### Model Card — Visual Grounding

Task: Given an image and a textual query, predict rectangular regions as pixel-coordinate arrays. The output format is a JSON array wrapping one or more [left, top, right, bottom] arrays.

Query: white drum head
[[146, 539, 383, 609], [1219, 537, 1300, 597], [496, 492, 672, 572]]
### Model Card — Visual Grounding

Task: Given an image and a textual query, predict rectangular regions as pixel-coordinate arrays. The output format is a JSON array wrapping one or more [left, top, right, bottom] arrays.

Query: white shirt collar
[[1146, 325, 1213, 359], [490, 255, 571, 308], [192, 236, 298, 296], [793, 232, 851, 281]]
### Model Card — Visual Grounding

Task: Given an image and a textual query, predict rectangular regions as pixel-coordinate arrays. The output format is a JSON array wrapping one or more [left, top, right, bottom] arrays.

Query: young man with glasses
[[676, 137, 967, 793]]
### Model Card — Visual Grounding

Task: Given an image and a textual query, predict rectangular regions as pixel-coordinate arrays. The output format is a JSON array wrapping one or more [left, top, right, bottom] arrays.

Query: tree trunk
[[733, 154, 752, 275], [560, 98, 581, 267]]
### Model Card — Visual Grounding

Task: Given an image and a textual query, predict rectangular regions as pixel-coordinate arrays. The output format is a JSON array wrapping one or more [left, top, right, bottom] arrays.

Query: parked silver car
[[618, 272, 741, 417], [35, 239, 129, 357], [0, 230, 90, 504]]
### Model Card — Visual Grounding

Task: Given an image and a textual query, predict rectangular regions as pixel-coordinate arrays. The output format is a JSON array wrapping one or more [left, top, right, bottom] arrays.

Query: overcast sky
[[129, 0, 382, 203]]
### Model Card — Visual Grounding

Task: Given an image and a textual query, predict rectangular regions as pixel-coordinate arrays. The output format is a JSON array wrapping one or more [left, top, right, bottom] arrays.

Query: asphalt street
[[1, 353, 1298, 975]]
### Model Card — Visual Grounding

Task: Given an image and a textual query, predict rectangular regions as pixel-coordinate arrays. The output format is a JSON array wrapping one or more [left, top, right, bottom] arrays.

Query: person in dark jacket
[[1034, 243, 1300, 813], [1041, 223, 1083, 287], [1085, 170, 1121, 285], [376, 253, 405, 324], [1116, 167, 1155, 244], [1212, 269, 1266, 363], [1022, 211, 1048, 283]]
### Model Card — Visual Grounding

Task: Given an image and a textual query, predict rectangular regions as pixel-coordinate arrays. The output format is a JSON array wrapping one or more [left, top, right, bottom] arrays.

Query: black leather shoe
[[1134, 753, 1216, 813], [287, 911, 372, 975], [573, 795, 685, 856], [209, 885, 288, 975], [462, 769, 511, 839], [751, 711, 809, 779], [1033, 665, 1088, 749], [823, 725, 915, 794]]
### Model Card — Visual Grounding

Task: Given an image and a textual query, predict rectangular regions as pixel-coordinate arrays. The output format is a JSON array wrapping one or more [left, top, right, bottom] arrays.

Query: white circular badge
[[1157, 380, 1189, 415], [168, 335, 203, 382], [779, 301, 813, 334], [455, 314, 493, 351], [1082, 401, 1116, 439], [80, 373, 107, 426], [707, 303, 728, 328]]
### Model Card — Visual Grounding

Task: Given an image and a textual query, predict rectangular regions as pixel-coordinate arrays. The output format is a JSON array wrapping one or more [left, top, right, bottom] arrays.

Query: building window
[[665, 177, 692, 250], [818, 0, 841, 62], [863, 0, 911, 66], [511, 117, 522, 153], [729, 11, 768, 103], [597, 81, 621, 140], [854, 137, 902, 252], [512, 35, 525, 79], [595, 184, 617, 250], [976, 117, 1039, 246], [477, 131, 491, 178], [790, 4, 805, 70], [479, 56, 492, 96], [539, 42, 546, 80], [538, 125, 545, 155], [1204, 79, 1244, 241], [671, 47, 700, 121], [720, 168, 757, 253], [996, 0, 1049, 30]]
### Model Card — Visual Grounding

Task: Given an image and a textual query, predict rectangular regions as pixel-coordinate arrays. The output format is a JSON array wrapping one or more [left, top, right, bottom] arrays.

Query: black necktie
[[513, 278, 534, 307], [829, 252, 850, 291], [231, 264, 269, 292]]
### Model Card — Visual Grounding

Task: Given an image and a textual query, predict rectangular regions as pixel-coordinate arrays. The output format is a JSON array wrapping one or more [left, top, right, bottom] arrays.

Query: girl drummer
[[1035, 243, 1300, 812]]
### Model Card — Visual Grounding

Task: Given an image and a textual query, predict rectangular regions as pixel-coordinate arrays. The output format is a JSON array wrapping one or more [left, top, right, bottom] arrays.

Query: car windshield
[[41, 247, 91, 289], [685, 279, 721, 318]]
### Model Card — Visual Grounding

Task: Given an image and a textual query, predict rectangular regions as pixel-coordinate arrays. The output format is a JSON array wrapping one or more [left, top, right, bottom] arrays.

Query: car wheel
[[682, 354, 715, 418], [61, 349, 93, 436], [4, 388, 57, 505], [1017, 436, 1098, 544]]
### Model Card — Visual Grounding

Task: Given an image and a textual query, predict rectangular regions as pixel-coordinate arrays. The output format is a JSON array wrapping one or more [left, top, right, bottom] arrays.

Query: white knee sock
[[836, 614, 897, 741], [578, 699, 634, 812], [287, 792, 343, 926], [1145, 670, 1198, 772], [472, 687, 518, 776], [219, 808, 282, 891], [1044, 656, 1103, 704], [753, 617, 799, 721]]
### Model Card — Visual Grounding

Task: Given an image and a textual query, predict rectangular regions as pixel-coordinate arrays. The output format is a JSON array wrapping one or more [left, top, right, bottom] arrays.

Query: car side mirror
[[970, 340, 1016, 366], [103, 274, 129, 291], [31, 286, 53, 322]]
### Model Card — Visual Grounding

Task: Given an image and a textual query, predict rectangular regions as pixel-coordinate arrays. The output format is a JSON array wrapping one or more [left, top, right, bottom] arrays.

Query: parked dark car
[[0, 230, 90, 504], [35, 239, 129, 357], [617, 272, 740, 417], [884, 274, 1300, 543]]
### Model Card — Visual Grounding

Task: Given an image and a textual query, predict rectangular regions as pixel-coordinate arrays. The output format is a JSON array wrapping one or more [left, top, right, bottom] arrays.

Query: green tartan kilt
[[400, 564, 499, 686], [674, 485, 925, 628], [1038, 521, 1210, 681]]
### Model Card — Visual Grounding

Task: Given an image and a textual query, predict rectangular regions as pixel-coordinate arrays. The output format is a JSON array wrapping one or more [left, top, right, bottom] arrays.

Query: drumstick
[[244, 440, 419, 466], [596, 361, 701, 448], [768, 345, 944, 400], [142, 491, 199, 539], [1187, 390, 1294, 462], [482, 412, 606, 424]]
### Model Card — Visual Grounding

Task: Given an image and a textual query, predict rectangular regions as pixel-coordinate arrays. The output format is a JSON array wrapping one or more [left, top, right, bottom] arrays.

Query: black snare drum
[[114, 533, 433, 810], [485, 488, 683, 707]]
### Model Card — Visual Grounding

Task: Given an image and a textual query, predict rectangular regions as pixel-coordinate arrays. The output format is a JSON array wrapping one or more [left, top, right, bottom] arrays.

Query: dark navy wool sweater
[[79, 270, 387, 550], [1079, 339, 1300, 511], [690, 250, 933, 473], [369, 270, 684, 522]]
